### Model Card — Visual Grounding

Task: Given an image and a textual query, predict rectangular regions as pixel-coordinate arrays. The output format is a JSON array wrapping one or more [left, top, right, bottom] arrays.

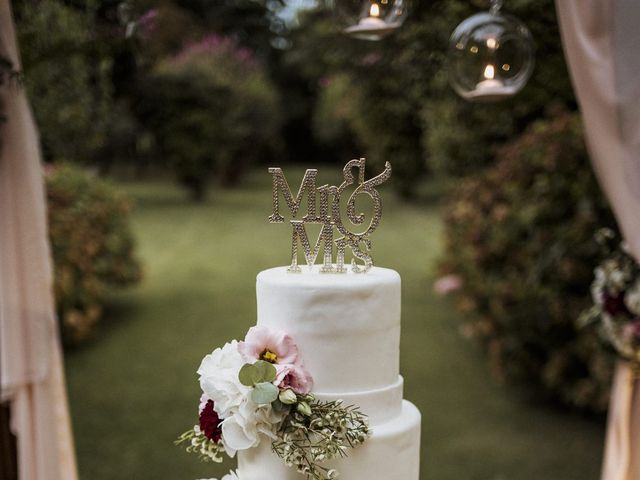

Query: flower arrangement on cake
[[581, 228, 640, 370], [177, 326, 370, 480]]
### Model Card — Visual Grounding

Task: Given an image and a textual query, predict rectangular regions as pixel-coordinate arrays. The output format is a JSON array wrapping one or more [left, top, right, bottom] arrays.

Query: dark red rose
[[199, 400, 222, 442], [603, 291, 631, 317]]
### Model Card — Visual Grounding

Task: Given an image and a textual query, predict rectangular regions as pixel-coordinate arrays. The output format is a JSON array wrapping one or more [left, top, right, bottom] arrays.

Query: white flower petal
[[222, 416, 257, 451]]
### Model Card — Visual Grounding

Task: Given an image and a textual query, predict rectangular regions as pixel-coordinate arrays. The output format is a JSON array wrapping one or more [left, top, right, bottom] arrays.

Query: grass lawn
[[65, 168, 605, 480]]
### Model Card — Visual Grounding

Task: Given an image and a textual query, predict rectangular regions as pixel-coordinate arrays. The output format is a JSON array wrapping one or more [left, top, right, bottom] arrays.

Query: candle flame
[[483, 64, 495, 80], [370, 3, 380, 17]]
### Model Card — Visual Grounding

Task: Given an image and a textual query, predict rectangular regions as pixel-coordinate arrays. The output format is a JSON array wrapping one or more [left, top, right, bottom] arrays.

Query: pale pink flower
[[276, 364, 314, 395], [238, 326, 299, 365], [433, 274, 463, 296]]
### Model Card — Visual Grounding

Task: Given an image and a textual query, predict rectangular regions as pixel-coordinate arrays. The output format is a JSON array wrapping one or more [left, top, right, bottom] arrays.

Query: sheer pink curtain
[[556, 1, 640, 479], [0, 1, 78, 479]]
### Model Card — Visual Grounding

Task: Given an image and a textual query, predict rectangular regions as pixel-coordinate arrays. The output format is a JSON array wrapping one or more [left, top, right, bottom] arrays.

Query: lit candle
[[344, 2, 390, 35], [476, 64, 504, 90], [467, 63, 516, 101]]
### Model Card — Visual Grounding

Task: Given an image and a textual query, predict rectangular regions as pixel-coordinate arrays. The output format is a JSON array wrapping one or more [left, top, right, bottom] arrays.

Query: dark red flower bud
[[199, 400, 222, 443]]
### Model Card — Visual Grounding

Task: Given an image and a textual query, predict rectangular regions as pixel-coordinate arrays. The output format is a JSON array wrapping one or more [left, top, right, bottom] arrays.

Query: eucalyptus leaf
[[239, 363, 261, 387], [251, 382, 279, 405], [254, 360, 277, 383], [271, 398, 290, 414]]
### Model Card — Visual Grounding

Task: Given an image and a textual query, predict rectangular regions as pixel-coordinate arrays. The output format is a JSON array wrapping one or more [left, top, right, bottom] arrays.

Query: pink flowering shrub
[[136, 35, 282, 200], [441, 112, 616, 412]]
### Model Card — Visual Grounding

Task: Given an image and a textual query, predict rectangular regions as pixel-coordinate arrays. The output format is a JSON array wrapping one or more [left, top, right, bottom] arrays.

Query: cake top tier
[[256, 266, 401, 393]]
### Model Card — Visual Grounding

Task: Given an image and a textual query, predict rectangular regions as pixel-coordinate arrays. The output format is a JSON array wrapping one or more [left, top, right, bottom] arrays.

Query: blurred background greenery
[[11, 0, 615, 478]]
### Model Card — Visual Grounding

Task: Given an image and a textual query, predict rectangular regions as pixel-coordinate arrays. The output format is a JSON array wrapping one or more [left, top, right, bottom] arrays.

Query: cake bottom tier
[[237, 400, 421, 480]]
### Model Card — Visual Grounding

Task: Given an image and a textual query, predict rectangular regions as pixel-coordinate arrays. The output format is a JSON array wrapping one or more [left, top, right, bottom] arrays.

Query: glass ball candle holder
[[331, 0, 409, 41], [448, 1, 534, 102]]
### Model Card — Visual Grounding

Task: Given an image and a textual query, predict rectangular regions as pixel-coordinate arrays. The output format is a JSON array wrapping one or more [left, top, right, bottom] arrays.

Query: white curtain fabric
[[555, 1, 640, 479], [0, 1, 78, 479]]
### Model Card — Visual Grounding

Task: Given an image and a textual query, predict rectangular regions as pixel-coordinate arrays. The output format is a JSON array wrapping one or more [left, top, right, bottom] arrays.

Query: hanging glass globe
[[447, 0, 534, 102], [330, 0, 409, 41]]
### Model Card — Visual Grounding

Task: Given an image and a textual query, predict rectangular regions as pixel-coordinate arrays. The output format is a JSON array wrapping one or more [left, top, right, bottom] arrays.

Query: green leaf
[[251, 382, 279, 405], [239, 363, 260, 387], [254, 360, 277, 383], [271, 398, 290, 414]]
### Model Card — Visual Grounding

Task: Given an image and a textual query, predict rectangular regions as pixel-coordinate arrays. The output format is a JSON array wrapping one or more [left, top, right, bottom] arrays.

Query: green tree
[[135, 36, 282, 200], [15, 0, 143, 170], [16, 1, 113, 163], [285, 0, 574, 192]]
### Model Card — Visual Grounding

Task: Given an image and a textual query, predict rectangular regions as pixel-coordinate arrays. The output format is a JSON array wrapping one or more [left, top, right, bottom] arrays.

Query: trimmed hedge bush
[[47, 164, 142, 344], [441, 111, 616, 412]]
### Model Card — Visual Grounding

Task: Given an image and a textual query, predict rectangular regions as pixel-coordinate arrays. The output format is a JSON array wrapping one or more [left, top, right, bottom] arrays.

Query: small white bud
[[279, 388, 298, 405]]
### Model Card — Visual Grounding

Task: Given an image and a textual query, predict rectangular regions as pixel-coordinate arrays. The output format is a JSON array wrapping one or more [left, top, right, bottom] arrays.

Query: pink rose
[[238, 326, 299, 365], [276, 364, 314, 395]]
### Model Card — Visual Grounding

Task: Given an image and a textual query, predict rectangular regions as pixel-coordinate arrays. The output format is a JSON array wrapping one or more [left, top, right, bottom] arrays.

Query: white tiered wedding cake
[[180, 160, 421, 480], [237, 266, 421, 479]]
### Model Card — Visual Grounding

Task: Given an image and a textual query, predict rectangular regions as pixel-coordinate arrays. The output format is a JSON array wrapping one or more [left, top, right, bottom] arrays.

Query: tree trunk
[[180, 175, 208, 202]]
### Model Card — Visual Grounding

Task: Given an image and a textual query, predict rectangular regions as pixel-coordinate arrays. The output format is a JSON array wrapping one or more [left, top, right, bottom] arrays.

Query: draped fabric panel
[[555, 1, 640, 479], [0, 1, 78, 479]]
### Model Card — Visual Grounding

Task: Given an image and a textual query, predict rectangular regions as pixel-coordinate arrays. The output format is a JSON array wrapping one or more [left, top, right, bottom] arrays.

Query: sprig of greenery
[[272, 394, 370, 480], [175, 426, 225, 463]]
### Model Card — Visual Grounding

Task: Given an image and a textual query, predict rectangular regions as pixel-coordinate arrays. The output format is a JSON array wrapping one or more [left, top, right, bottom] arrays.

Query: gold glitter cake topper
[[268, 158, 392, 274]]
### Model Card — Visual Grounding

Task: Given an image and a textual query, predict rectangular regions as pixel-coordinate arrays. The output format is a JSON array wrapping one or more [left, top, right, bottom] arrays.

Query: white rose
[[221, 397, 285, 455], [197, 340, 285, 456], [625, 281, 640, 316], [221, 415, 256, 455], [198, 340, 249, 418]]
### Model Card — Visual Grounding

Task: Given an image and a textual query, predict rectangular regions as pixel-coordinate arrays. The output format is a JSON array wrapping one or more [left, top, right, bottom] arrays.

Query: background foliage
[[286, 0, 574, 193], [441, 112, 615, 411], [14, 0, 617, 411], [16, 1, 117, 164], [47, 163, 142, 344]]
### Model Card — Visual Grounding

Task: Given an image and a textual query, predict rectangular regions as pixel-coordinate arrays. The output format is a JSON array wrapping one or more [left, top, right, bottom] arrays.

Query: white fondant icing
[[256, 266, 401, 392], [314, 376, 404, 425], [237, 400, 421, 480]]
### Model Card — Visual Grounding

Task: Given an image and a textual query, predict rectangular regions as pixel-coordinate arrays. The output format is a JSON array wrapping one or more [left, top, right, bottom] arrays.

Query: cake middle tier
[[256, 266, 401, 392]]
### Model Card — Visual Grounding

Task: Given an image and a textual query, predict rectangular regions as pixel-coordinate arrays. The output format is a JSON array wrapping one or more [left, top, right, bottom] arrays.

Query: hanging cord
[[489, 0, 503, 15]]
